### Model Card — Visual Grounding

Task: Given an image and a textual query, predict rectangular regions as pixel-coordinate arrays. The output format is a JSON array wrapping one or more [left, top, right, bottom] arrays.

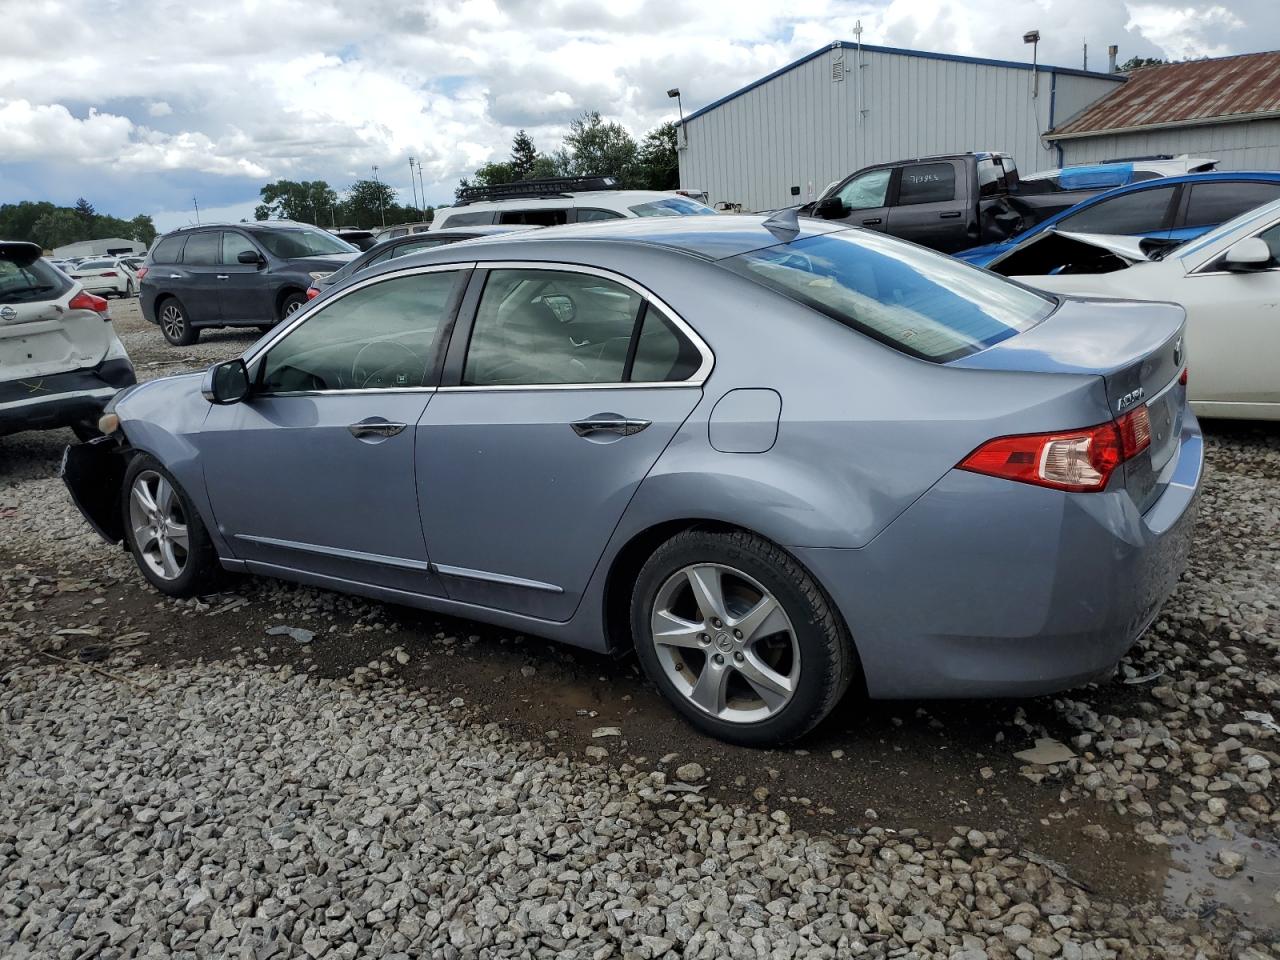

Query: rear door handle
[[571, 417, 651, 438], [939, 211, 962, 219], [861, 217, 882, 226], [348, 419, 407, 441], [216, 274, 229, 280]]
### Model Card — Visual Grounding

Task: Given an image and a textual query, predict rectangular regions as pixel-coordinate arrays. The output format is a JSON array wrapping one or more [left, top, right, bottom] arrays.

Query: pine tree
[[73, 197, 95, 226], [510, 130, 538, 180]]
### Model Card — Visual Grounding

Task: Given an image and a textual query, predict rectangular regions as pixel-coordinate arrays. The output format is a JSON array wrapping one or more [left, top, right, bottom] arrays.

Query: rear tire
[[122, 454, 221, 598], [158, 298, 199, 346], [631, 528, 855, 746]]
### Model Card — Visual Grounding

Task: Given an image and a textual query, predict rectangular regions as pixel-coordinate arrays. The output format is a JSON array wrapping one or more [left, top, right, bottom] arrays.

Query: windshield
[[249, 227, 355, 259], [724, 230, 1054, 362], [1, 257, 72, 305], [628, 197, 716, 218]]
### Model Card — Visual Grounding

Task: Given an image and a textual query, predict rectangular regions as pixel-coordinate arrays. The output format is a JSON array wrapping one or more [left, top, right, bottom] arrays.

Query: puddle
[[1164, 821, 1280, 934]]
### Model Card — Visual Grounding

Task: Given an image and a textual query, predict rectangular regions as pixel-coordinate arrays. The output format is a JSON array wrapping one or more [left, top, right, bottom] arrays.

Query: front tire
[[158, 298, 199, 346], [278, 291, 307, 322], [122, 454, 221, 597], [631, 529, 855, 746]]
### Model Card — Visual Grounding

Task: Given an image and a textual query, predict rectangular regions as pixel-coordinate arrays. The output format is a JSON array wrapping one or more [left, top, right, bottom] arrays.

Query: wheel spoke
[[137, 531, 160, 556], [651, 609, 704, 650], [159, 541, 182, 578], [731, 595, 786, 643], [165, 520, 189, 552], [736, 650, 793, 709], [688, 661, 730, 715], [685, 565, 728, 624], [155, 477, 175, 516], [131, 481, 157, 516]]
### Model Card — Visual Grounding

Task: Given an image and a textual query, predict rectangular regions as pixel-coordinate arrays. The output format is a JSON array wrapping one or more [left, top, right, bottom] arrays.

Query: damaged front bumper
[[61, 435, 129, 544]]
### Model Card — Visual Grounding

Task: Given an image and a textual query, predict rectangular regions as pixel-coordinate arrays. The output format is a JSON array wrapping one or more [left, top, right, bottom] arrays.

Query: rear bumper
[[798, 411, 1203, 700], [0, 360, 136, 436]]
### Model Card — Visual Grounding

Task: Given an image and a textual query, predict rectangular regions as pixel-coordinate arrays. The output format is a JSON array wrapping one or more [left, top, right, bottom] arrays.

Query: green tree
[[129, 215, 158, 246], [1120, 56, 1165, 71], [255, 179, 339, 224], [554, 111, 638, 183], [73, 197, 95, 227], [510, 130, 538, 179], [0, 201, 57, 244], [344, 179, 398, 229], [31, 210, 84, 249], [630, 121, 679, 191]]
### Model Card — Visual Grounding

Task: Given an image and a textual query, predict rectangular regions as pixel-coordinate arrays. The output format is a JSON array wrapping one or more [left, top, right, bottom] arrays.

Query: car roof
[[439, 191, 694, 213], [428, 214, 849, 261]]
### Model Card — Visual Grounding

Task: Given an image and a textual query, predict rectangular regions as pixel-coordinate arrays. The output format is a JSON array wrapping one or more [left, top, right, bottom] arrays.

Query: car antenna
[[762, 207, 800, 242]]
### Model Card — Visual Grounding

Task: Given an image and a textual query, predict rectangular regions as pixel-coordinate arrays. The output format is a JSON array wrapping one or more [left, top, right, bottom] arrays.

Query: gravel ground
[[1, 299, 1278, 958]]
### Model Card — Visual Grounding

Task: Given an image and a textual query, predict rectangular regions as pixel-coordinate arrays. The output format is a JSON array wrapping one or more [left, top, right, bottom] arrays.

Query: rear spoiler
[[0, 241, 43, 267]]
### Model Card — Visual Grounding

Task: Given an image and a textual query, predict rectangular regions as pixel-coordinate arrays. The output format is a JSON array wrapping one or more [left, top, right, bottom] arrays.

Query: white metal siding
[[678, 45, 1121, 211], [1057, 118, 1280, 171]]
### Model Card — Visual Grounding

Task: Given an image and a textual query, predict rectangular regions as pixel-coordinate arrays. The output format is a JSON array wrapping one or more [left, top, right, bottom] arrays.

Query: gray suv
[[139, 221, 357, 345]]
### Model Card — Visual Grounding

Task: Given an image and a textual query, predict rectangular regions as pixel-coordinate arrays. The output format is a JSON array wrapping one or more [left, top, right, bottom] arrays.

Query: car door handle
[[861, 218, 882, 225], [939, 211, 962, 219], [216, 274, 230, 280], [348, 419, 407, 440], [168, 274, 181, 278], [570, 417, 651, 438]]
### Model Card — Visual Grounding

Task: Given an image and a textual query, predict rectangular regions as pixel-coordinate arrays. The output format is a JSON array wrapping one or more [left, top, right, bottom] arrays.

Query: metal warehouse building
[[677, 41, 1124, 212], [1047, 51, 1280, 170]]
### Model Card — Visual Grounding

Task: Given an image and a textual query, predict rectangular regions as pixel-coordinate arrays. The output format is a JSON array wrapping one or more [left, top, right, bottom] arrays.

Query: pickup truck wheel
[[158, 298, 199, 346], [123, 454, 221, 598]]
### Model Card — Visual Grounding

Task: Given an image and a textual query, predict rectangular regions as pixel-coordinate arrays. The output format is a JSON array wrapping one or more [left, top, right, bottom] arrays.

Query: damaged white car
[[990, 199, 1280, 421]]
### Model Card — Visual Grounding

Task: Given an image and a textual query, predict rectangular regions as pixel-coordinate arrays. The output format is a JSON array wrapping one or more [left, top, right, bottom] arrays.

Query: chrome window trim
[[1186, 213, 1280, 276], [451, 259, 715, 389]]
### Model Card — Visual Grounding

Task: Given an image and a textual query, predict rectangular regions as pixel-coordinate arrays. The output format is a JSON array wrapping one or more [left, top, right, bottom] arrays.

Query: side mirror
[[201, 358, 251, 405], [814, 195, 846, 219], [1221, 237, 1272, 271], [238, 250, 264, 265]]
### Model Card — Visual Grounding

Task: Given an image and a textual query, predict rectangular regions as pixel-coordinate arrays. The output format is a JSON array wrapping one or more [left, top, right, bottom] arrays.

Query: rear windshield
[[628, 197, 716, 218], [1, 257, 72, 305], [248, 227, 355, 259], [724, 231, 1054, 362]]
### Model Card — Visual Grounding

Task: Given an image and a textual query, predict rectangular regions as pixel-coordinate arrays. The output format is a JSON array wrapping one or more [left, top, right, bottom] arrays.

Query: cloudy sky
[[2, 0, 1272, 230]]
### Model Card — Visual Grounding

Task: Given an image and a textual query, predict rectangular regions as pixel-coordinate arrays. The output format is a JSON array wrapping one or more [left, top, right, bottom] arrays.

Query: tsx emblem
[[1172, 336, 1183, 368], [0, 306, 16, 322], [1117, 386, 1145, 412]]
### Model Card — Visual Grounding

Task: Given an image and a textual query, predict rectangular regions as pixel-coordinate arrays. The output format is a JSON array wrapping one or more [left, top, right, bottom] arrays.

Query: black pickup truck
[[804, 152, 1111, 254]]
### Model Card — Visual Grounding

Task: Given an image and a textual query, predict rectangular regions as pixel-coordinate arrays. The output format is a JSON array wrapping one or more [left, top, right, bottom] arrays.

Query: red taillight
[[1179, 366, 1188, 386], [306, 287, 320, 300], [101, 271, 118, 277], [959, 406, 1151, 493], [136, 266, 149, 281], [68, 291, 109, 315]]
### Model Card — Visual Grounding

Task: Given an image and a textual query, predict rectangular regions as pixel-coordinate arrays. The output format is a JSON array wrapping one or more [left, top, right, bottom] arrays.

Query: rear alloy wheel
[[159, 298, 198, 346], [279, 291, 307, 322], [632, 529, 855, 745], [123, 455, 220, 597]]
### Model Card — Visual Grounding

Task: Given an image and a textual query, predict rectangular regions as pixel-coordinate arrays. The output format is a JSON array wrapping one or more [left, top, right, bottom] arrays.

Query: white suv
[[432, 176, 716, 230], [1, 242, 136, 439]]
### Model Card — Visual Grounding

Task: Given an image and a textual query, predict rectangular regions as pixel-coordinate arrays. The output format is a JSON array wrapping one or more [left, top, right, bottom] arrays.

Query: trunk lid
[[952, 295, 1187, 512], [1, 245, 111, 379]]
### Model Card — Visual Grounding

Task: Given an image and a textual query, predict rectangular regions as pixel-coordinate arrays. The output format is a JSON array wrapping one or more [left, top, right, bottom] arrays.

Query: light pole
[[667, 87, 685, 146], [371, 164, 386, 228], [408, 158, 421, 218], [1023, 30, 1041, 98]]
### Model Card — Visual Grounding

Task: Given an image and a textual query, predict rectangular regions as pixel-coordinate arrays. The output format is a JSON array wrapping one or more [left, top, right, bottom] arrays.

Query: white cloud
[[147, 101, 173, 117]]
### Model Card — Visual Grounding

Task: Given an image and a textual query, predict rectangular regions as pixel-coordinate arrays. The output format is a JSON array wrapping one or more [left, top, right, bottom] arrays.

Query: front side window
[[249, 227, 355, 259], [497, 208, 570, 226], [260, 271, 459, 392], [182, 232, 221, 266], [836, 169, 891, 210], [724, 230, 1054, 363], [1257, 222, 1280, 264], [627, 197, 715, 218], [1057, 186, 1177, 235], [1184, 181, 1280, 229], [897, 163, 956, 205], [222, 232, 260, 264]]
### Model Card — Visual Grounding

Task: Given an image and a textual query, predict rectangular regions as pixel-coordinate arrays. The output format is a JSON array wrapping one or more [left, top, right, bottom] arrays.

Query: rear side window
[[577, 208, 625, 222], [724, 231, 1053, 363], [629, 309, 703, 382], [1183, 181, 1280, 228], [897, 163, 956, 205], [152, 235, 186, 264], [1057, 186, 1177, 235], [0, 256, 71, 305], [182, 232, 221, 265], [440, 212, 496, 227], [497, 208, 569, 226]]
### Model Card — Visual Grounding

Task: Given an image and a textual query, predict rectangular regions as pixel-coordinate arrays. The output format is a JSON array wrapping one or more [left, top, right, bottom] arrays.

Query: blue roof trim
[[683, 41, 1125, 124]]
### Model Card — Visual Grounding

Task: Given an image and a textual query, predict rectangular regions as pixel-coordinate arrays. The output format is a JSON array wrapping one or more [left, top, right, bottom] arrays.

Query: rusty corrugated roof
[[1049, 50, 1280, 139]]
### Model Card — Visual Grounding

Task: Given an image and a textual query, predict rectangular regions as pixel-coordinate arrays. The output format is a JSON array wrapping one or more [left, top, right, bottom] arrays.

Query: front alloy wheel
[[159, 299, 197, 346], [128, 470, 190, 581]]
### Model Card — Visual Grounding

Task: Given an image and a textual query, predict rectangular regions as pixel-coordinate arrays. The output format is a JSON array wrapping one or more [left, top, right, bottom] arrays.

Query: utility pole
[[371, 164, 386, 227], [193, 197, 200, 224], [416, 162, 427, 219], [409, 158, 421, 218]]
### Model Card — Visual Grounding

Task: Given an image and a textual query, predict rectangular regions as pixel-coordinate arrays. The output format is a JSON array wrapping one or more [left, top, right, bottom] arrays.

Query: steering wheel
[[350, 340, 422, 389]]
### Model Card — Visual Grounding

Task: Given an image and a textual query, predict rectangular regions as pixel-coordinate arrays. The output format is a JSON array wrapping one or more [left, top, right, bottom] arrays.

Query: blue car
[[63, 215, 1201, 744], [957, 171, 1280, 266]]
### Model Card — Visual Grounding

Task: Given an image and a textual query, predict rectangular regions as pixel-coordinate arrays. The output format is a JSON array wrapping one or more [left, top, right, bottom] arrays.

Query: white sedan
[[68, 257, 136, 298], [991, 199, 1280, 421]]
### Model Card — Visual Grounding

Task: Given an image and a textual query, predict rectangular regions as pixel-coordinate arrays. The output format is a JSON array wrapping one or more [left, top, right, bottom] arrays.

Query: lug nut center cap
[[714, 632, 734, 653]]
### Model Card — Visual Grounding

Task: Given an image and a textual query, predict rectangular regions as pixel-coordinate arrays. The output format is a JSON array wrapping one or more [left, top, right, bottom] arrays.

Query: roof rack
[[455, 175, 621, 205]]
